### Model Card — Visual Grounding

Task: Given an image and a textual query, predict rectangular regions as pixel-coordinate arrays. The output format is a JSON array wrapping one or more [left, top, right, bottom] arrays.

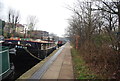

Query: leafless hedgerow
[[66, 0, 120, 79]]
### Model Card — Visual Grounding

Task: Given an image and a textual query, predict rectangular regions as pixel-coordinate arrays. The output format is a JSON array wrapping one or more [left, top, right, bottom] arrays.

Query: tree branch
[[102, 1, 118, 14]]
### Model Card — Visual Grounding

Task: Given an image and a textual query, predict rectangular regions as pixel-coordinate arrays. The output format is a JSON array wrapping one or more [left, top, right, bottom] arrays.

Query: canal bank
[[41, 42, 74, 79]]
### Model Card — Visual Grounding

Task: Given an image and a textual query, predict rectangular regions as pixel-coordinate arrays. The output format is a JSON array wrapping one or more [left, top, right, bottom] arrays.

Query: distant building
[[4, 22, 12, 33], [29, 30, 49, 39], [40, 31, 49, 37], [49, 33, 59, 42], [4, 22, 25, 34], [16, 24, 24, 34]]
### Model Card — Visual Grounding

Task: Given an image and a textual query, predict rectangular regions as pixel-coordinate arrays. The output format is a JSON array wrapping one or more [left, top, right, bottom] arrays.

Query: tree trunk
[[118, 6, 120, 51], [118, 6, 120, 33]]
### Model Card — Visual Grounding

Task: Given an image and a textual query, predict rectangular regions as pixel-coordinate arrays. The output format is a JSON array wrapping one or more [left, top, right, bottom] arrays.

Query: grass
[[71, 47, 97, 79]]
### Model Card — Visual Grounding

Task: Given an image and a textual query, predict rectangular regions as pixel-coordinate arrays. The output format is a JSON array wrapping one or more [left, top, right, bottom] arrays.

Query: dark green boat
[[0, 46, 15, 80]]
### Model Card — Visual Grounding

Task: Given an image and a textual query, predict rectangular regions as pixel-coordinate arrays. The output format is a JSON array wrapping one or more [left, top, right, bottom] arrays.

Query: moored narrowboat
[[3, 37, 56, 61], [0, 46, 15, 80]]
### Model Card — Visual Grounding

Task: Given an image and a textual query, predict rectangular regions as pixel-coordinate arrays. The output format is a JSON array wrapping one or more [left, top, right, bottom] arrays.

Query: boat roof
[[5, 37, 54, 44]]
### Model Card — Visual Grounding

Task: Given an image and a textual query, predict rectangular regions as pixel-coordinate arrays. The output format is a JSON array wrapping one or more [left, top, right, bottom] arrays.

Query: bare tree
[[66, 1, 104, 49], [27, 15, 38, 31], [7, 8, 20, 37], [27, 15, 39, 38], [93, 0, 120, 50], [65, 0, 120, 79]]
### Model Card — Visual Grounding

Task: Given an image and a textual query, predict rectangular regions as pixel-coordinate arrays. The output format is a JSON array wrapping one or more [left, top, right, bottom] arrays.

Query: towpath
[[41, 42, 74, 79]]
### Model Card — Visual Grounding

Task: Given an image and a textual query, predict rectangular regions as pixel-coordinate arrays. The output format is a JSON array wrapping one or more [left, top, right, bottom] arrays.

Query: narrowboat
[[3, 37, 56, 61], [57, 40, 65, 48]]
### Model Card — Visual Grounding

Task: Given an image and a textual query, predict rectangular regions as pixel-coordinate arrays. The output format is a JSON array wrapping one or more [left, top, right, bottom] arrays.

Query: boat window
[[0, 36, 4, 42], [26, 41, 36, 48], [36, 43, 41, 49], [26, 43, 31, 46], [5, 40, 18, 44]]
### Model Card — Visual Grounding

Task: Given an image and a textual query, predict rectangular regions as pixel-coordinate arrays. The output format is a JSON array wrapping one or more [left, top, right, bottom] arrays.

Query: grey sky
[[2, 0, 75, 37]]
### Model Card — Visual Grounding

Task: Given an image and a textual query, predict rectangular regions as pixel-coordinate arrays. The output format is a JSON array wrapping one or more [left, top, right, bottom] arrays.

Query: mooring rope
[[23, 47, 42, 61], [19, 44, 42, 61]]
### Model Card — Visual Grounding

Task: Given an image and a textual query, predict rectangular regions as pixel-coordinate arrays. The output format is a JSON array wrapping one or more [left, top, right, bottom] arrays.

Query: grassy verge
[[71, 47, 97, 79]]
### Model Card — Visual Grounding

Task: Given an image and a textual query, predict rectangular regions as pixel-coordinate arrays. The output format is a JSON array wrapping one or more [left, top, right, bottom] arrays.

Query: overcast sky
[[1, 0, 75, 37]]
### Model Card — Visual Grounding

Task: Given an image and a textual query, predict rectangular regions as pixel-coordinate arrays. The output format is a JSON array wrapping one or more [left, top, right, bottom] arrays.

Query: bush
[[78, 42, 119, 79], [71, 47, 97, 79]]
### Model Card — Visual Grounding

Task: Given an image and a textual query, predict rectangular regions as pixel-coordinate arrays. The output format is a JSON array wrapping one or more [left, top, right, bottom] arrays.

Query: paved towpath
[[41, 42, 74, 79]]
